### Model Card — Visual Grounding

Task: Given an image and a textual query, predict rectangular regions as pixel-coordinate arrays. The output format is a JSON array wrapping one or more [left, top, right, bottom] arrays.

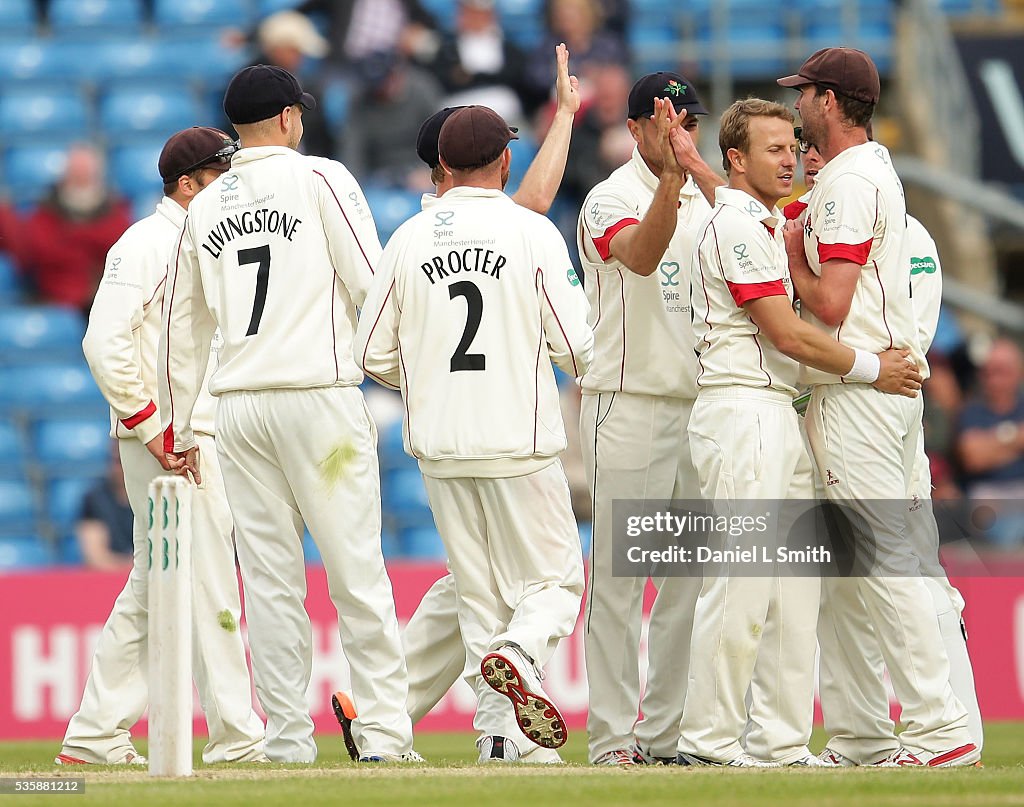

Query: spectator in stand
[[957, 338, 1024, 547], [340, 50, 443, 189], [556, 61, 633, 208], [295, 0, 441, 76], [75, 445, 134, 571], [523, 0, 629, 103], [228, 11, 337, 159], [12, 145, 131, 314], [421, 0, 542, 123]]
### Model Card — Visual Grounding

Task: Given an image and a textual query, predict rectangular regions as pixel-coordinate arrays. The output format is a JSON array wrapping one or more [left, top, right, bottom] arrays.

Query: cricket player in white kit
[[356, 105, 593, 760], [156, 66, 414, 763], [576, 73, 721, 766], [59, 128, 266, 766], [813, 215, 985, 765], [778, 48, 977, 766], [676, 99, 922, 768], [336, 45, 581, 765]]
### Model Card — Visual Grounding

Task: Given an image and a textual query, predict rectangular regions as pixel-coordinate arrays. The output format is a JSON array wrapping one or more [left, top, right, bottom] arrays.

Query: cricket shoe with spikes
[[677, 751, 778, 768], [480, 643, 566, 749], [816, 747, 858, 766], [477, 735, 521, 763], [358, 750, 425, 763], [879, 743, 980, 768], [593, 749, 642, 767], [55, 750, 146, 765], [331, 691, 360, 762]]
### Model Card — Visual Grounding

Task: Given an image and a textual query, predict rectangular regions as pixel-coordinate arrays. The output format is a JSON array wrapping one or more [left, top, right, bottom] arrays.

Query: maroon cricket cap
[[159, 126, 237, 184], [438, 106, 519, 170], [777, 47, 880, 105]]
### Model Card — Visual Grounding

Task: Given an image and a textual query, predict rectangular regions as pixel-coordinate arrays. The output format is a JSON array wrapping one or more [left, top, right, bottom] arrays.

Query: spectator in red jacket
[[13, 144, 132, 313]]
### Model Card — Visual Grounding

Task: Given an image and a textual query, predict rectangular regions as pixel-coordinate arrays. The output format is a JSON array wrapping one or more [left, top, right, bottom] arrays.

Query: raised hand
[[554, 43, 580, 116]]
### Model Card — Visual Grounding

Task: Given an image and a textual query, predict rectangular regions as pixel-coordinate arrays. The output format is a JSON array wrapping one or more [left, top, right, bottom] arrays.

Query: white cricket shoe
[[593, 749, 641, 767], [817, 747, 858, 767], [477, 736, 521, 763], [878, 743, 980, 768], [677, 751, 778, 768], [481, 643, 566, 749], [358, 750, 425, 763], [788, 753, 831, 767], [55, 750, 146, 765]]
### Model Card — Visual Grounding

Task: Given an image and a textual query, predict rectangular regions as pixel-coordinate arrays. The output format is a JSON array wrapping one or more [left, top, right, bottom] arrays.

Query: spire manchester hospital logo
[[663, 80, 687, 96]]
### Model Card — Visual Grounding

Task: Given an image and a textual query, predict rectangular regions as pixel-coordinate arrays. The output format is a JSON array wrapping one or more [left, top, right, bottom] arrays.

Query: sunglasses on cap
[[793, 126, 812, 154], [177, 141, 239, 178]]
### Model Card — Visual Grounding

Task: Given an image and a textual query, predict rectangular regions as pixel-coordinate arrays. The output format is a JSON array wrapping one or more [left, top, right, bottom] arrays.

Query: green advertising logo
[[162, 498, 169, 529], [162, 537, 169, 571], [148, 497, 153, 530], [663, 80, 687, 96], [567, 267, 581, 287], [659, 261, 681, 287], [910, 256, 937, 276]]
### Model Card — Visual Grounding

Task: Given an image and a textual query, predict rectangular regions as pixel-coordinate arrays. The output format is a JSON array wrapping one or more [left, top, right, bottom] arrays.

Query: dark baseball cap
[[777, 47, 880, 104], [159, 126, 237, 184], [223, 64, 317, 125], [416, 107, 465, 168], [438, 105, 519, 170], [627, 72, 708, 120]]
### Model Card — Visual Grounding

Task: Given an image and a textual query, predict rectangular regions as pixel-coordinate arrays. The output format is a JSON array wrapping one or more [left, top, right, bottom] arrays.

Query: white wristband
[[843, 349, 880, 383]]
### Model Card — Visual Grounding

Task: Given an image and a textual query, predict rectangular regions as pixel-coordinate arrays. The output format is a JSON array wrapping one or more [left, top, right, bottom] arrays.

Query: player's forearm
[[788, 254, 856, 327], [958, 430, 1022, 474], [774, 318, 857, 377], [614, 172, 685, 276], [512, 108, 574, 215], [687, 159, 726, 208]]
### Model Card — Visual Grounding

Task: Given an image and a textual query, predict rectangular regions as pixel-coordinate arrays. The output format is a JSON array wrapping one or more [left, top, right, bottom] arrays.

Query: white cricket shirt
[[161, 146, 381, 451], [577, 147, 711, 400], [84, 196, 217, 445], [800, 141, 926, 384], [691, 187, 799, 395], [355, 186, 593, 478]]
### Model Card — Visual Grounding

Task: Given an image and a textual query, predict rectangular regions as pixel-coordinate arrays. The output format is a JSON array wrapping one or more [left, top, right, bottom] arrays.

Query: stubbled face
[[287, 104, 304, 151], [794, 85, 826, 151], [737, 116, 796, 205]]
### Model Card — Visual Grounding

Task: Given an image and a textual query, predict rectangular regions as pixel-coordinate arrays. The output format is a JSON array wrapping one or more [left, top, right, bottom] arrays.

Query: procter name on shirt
[[421, 248, 507, 285], [200, 208, 303, 259]]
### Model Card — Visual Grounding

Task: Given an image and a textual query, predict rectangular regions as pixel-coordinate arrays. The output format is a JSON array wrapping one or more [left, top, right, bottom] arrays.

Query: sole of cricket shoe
[[481, 652, 566, 749], [331, 691, 360, 762], [54, 754, 90, 765]]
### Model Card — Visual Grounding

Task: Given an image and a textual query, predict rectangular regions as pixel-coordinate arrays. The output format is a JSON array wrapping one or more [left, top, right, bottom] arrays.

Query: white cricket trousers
[[422, 460, 584, 741], [805, 384, 973, 759], [216, 386, 412, 762], [816, 411, 983, 762], [580, 392, 702, 762], [678, 387, 820, 764], [62, 435, 265, 764]]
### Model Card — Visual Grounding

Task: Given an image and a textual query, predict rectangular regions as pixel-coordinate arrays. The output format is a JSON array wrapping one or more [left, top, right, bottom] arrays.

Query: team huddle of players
[[55, 44, 984, 770]]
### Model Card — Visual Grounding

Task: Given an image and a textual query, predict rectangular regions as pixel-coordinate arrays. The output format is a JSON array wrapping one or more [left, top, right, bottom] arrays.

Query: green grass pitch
[[2, 724, 1022, 806]]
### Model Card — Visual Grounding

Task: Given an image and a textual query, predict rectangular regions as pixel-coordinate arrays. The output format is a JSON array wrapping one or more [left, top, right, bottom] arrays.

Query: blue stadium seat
[[0, 422, 26, 467], [0, 0, 37, 38], [34, 418, 110, 472], [153, 0, 254, 29], [386, 467, 432, 519], [0, 253, 24, 305], [57, 533, 84, 565], [100, 85, 205, 139], [109, 140, 167, 200], [377, 419, 408, 469], [630, 24, 682, 75], [0, 481, 37, 531], [48, 477, 95, 530], [497, 0, 544, 47], [3, 144, 69, 203], [400, 526, 447, 560], [258, 0, 304, 14], [0, 306, 85, 362], [0, 364, 107, 415], [302, 528, 322, 565], [164, 39, 253, 83], [0, 535, 52, 571], [578, 521, 592, 557], [0, 86, 90, 141], [49, 0, 144, 37], [362, 187, 422, 245], [420, 0, 457, 27]]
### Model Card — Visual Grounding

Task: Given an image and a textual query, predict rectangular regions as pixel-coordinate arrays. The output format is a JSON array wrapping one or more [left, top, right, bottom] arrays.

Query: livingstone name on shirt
[[201, 208, 303, 259]]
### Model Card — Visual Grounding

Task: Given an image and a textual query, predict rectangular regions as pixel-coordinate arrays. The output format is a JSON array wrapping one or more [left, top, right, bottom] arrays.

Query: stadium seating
[[0, 364, 107, 415], [109, 140, 171, 200], [0, 481, 37, 533], [47, 477, 95, 531], [153, 0, 255, 31], [0, 535, 53, 571], [33, 418, 111, 476], [3, 144, 69, 204], [0, 306, 85, 364], [0, 0, 37, 39], [258, 0, 305, 15], [0, 86, 91, 142], [0, 254, 24, 306], [362, 188, 422, 245], [386, 468, 433, 520], [49, 0, 145, 38], [400, 526, 447, 560], [0, 421, 27, 471], [100, 84, 206, 138]]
